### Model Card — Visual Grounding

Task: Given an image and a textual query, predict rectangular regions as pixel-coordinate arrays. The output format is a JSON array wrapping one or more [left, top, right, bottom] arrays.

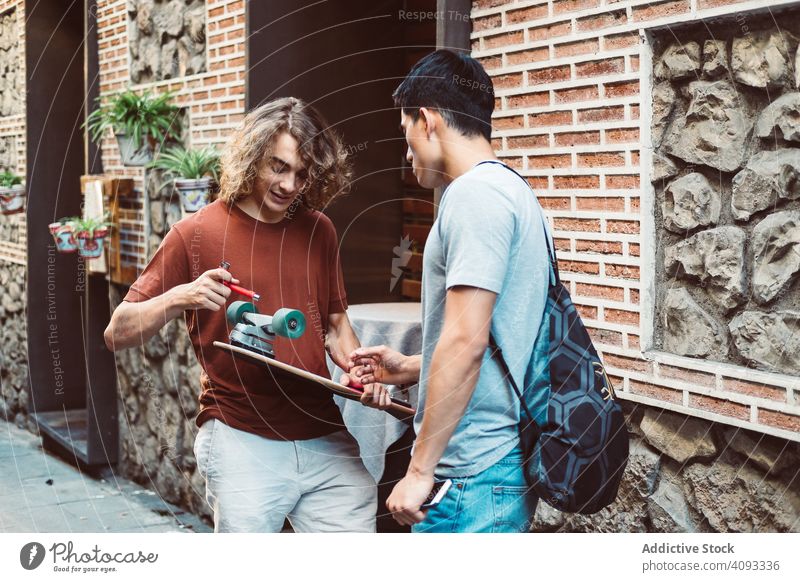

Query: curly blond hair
[[218, 97, 352, 210]]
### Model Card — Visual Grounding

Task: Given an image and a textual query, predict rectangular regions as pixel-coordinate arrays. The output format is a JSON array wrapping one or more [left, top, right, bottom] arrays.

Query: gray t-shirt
[[415, 160, 552, 478]]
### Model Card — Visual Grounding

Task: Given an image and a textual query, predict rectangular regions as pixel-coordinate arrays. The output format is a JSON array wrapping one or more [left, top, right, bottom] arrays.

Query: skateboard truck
[[219, 260, 261, 302], [226, 300, 306, 359]]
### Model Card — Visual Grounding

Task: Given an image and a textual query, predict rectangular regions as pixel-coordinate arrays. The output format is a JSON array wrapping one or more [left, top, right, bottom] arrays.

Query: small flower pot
[[49, 222, 78, 253], [116, 132, 156, 166], [175, 177, 213, 212], [0, 184, 25, 215], [76, 226, 109, 258]]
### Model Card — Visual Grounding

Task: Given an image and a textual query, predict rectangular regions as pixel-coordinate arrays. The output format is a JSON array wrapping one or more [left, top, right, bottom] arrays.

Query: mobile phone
[[420, 479, 452, 510]]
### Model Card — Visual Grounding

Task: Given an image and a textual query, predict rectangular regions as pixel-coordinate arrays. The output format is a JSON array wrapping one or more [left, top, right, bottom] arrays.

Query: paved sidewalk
[[0, 419, 211, 533]]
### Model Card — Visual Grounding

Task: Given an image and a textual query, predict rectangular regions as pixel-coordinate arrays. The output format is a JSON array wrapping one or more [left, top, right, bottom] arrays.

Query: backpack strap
[[475, 160, 560, 288], [488, 333, 542, 442]]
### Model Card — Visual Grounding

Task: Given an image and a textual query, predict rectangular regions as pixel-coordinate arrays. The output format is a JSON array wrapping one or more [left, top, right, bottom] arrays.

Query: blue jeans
[[412, 446, 538, 533]]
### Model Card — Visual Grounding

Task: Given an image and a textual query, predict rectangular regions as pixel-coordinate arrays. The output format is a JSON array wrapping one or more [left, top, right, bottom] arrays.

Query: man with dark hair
[[349, 49, 553, 532]]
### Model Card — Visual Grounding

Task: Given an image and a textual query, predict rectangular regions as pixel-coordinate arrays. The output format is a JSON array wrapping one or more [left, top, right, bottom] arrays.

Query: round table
[[327, 302, 421, 482]]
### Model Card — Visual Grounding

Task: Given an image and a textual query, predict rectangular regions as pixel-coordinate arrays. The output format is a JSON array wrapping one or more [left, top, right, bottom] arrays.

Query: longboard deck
[[214, 341, 416, 421]]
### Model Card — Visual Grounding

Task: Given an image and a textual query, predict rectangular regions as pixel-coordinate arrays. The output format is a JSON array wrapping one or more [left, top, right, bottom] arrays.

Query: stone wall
[[653, 13, 800, 377], [128, 0, 207, 84], [0, 7, 22, 116], [532, 401, 800, 532], [0, 262, 30, 430]]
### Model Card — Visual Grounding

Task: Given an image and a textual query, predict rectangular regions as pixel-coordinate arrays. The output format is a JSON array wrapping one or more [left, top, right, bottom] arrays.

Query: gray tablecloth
[[327, 302, 421, 482]]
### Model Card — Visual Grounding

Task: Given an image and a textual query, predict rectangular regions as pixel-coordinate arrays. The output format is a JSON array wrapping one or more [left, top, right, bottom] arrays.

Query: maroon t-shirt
[[123, 199, 348, 440]]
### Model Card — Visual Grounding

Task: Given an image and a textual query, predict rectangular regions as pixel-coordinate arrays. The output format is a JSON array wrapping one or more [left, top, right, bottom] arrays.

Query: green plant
[[0, 169, 23, 188], [69, 214, 113, 237], [84, 90, 181, 149], [148, 146, 221, 181]]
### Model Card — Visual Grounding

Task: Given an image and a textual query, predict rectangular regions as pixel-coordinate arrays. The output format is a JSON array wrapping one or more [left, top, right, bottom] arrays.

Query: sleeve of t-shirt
[[439, 178, 516, 294], [325, 219, 348, 314], [123, 225, 191, 303]]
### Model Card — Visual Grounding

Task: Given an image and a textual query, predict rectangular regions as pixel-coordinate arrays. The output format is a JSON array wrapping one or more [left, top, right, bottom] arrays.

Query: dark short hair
[[392, 49, 494, 140]]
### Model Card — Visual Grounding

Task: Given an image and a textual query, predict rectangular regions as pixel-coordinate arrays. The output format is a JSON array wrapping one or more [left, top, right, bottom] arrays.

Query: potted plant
[[72, 215, 113, 258], [0, 169, 25, 215], [85, 90, 181, 166], [49, 216, 80, 253], [148, 146, 220, 212]]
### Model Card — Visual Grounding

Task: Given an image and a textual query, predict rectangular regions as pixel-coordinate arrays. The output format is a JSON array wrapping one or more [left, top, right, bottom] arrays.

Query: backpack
[[480, 160, 630, 515]]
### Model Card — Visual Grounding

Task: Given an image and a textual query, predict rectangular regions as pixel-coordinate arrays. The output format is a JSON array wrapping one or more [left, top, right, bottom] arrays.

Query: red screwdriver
[[219, 261, 261, 302]]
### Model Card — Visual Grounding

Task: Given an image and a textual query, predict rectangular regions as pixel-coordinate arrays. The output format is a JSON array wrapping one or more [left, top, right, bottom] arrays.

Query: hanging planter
[[115, 132, 157, 166], [49, 219, 79, 253], [72, 215, 113, 259], [0, 170, 25, 215], [84, 89, 181, 167], [175, 177, 214, 212], [148, 146, 220, 212]]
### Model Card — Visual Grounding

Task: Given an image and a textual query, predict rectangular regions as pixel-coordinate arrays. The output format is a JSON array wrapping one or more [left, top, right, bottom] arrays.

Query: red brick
[[529, 65, 572, 85], [529, 154, 572, 169], [529, 110, 573, 127], [478, 55, 503, 70], [577, 197, 625, 212], [628, 334, 641, 349], [553, 218, 601, 232], [589, 328, 624, 347], [631, 197, 641, 212], [603, 353, 651, 374], [605, 308, 639, 326], [630, 380, 682, 404], [554, 0, 600, 14], [689, 394, 750, 421], [474, 14, 501, 31], [630, 55, 641, 73], [724, 378, 787, 402], [577, 304, 599, 320], [605, 264, 640, 279], [560, 261, 601, 275], [493, 115, 525, 130], [507, 4, 549, 24], [606, 174, 640, 189], [605, 32, 641, 50], [529, 21, 572, 42], [630, 150, 640, 165], [607, 220, 639, 234], [758, 409, 800, 432], [605, 80, 640, 98], [576, 58, 625, 78], [576, 9, 627, 31], [555, 131, 601, 146], [654, 365, 716, 388], [538, 197, 572, 210], [629, 243, 640, 256], [554, 238, 572, 251], [697, 0, 745, 7], [507, 47, 550, 66], [630, 289, 640, 304], [508, 135, 549, 149], [577, 152, 626, 167], [576, 240, 623, 254], [473, 0, 507, 8], [493, 73, 524, 89], [554, 175, 600, 189], [500, 156, 523, 169], [555, 39, 600, 58], [555, 85, 600, 104], [528, 176, 549, 189], [576, 283, 624, 301], [508, 91, 550, 109], [485, 30, 524, 49], [577, 106, 625, 123], [607, 128, 640, 143], [632, 0, 690, 22]]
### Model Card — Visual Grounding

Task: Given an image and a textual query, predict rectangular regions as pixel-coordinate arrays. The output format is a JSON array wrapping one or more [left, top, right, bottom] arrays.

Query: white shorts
[[193, 419, 377, 532]]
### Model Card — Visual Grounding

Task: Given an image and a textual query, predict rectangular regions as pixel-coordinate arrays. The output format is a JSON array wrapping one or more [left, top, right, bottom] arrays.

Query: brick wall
[[471, 0, 800, 441], [96, 0, 245, 270]]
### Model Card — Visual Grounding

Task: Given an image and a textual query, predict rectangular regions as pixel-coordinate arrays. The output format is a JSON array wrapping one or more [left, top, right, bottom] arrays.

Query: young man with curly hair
[[105, 97, 391, 533]]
